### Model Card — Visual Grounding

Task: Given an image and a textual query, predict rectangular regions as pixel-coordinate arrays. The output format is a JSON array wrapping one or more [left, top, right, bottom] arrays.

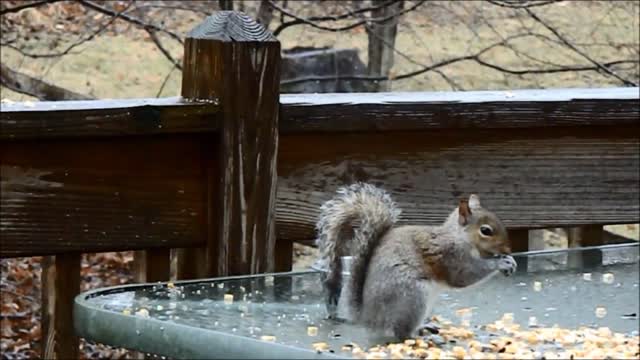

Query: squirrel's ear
[[469, 194, 481, 209], [458, 199, 471, 226]]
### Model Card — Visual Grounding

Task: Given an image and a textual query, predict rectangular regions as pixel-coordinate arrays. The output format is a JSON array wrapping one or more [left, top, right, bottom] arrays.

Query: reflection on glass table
[[74, 243, 639, 359]]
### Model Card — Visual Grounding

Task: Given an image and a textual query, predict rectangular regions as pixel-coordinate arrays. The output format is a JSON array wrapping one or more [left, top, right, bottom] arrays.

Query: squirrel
[[314, 182, 517, 341]]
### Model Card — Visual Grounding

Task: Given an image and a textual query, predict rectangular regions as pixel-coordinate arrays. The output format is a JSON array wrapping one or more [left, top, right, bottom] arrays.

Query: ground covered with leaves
[[1, 253, 136, 359]]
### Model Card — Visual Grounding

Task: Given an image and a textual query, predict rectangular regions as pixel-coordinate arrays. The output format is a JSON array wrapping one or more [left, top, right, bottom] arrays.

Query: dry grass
[[1, 1, 638, 101]]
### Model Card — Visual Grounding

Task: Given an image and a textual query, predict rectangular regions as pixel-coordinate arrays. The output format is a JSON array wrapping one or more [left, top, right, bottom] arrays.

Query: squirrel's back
[[315, 182, 401, 317], [315, 182, 516, 340]]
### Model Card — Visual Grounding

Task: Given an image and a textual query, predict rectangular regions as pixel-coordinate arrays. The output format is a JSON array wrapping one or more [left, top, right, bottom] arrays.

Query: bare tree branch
[[474, 59, 636, 75], [280, 31, 638, 86], [272, 0, 396, 36], [2, 1, 134, 59], [485, 0, 562, 9], [146, 30, 182, 70], [524, 7, 638, 86], [78, 0, 183, 44], [156, 66, 177, 97], [0, 63, 94, 100], [131, 3, 211, 16], [481, 11, 570, 70], [0, 0, 63, 16], [270, 0, 425, 36], [281, 58, 637, 85]]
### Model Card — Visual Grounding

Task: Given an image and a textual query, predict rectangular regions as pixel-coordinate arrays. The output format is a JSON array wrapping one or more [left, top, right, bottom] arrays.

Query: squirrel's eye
[[480, 225, 493, 237]]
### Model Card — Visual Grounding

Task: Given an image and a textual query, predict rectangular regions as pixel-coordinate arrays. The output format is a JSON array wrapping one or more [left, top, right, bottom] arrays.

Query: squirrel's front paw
[[497, 255, 517, 276]]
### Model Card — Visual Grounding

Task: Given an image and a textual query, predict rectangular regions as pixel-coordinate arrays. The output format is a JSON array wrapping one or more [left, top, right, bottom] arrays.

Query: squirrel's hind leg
[[361, 278, 428, 341]]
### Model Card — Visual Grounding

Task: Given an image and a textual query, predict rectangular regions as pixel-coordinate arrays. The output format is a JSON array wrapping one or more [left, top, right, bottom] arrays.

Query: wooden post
[[509, 228, 529, 273], [175, 248, 208, 280], [568, 225, 604, 269], [219, 0, 234, 11], [274, 239, 293, 272], [133, 249, 171, 283], [181, 11, 280, 276], [41, 254, 81, 359]]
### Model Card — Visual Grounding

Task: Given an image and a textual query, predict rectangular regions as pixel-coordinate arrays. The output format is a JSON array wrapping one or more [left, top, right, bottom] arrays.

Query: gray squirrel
[[314, 182, 517, 341]]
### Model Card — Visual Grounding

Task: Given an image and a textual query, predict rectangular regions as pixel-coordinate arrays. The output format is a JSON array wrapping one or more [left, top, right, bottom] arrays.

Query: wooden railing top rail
[[2, 87, 638, 139], [0, 97, 220, 139]]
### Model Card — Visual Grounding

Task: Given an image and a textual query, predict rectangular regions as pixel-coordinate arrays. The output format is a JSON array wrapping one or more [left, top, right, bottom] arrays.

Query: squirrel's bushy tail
[[315, 182, 401, 317]]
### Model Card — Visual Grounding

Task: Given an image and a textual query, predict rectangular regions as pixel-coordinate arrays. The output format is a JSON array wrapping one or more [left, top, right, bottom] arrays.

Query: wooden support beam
[[41, 253, 81, 359], [133, 249, 171, 283], [275, 240, 294, 272], [175, 248, 208, 280], [509, 228, 529, 273], [219, 0, 233, 11], [568, 225, 604, 269], [181, 11, 281, 276]]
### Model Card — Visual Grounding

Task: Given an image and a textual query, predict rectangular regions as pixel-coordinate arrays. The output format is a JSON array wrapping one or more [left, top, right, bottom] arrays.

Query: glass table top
[[74, 244, 639, 359]]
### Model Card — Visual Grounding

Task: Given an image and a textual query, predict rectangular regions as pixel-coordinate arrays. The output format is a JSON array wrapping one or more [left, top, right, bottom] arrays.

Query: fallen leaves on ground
[[1, 252, 136, 359]]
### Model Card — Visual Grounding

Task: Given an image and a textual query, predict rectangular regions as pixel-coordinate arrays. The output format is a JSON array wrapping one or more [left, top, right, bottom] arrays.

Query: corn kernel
[[135, 308, 149, 318], [597, 327, 612, 337], [533, 281, 542, 292], [306, 326, 318, 336], [452, 346, 466, 359], [312, 342, 329, 351], [601, 273, 615, 284], [403, 339, 416, 346], [224, 293, 234, 304], [502, 313, 514, 325], [504, 344, 518, 354], [366, 351, 387, 359]]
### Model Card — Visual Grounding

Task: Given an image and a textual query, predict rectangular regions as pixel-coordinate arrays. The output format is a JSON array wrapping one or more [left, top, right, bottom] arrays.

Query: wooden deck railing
[[1, 10, 639, 359]]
